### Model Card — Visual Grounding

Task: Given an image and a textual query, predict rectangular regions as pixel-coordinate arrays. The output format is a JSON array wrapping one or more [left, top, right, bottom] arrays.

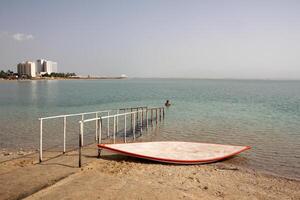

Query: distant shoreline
[[0, 76, 128, 81], [2, 77, 300, 82]]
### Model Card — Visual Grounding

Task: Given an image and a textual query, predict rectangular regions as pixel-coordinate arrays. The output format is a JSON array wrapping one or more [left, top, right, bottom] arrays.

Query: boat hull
[[98, 141, 251, 164]]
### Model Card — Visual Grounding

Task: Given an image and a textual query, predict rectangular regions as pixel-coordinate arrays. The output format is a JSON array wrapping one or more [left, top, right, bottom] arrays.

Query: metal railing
[[38, 106, 154, 163], [78, 107, 165, 167], [38, 109, 112, 162]]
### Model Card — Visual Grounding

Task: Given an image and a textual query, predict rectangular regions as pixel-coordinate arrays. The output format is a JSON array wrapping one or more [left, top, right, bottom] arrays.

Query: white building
[[17, 59, 58, 78], [36, 59, 46, 74], [43, 60, 58, 74], [17, 61, 36, 78]]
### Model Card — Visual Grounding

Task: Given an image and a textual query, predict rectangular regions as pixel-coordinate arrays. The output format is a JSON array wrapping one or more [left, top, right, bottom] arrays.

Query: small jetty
[[38, 106, 165, 167]]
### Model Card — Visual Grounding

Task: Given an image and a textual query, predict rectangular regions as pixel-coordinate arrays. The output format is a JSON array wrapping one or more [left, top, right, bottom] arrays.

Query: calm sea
[[0, 79, 299, 180]]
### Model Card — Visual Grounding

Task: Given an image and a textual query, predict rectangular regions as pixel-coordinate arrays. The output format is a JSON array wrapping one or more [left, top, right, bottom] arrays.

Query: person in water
[[165, 100, 171, 107]]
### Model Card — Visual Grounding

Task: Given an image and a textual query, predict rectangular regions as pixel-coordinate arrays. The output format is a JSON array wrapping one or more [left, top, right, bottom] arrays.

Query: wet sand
[[1, 146, 299, 200]]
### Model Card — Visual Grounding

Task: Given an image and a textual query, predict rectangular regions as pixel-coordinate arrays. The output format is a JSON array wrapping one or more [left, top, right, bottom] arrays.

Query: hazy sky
[[1, 0, 300, 79]]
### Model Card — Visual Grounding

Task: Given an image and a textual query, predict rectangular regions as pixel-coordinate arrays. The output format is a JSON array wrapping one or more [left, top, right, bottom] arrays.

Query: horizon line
[[127, 77, 300, 81]]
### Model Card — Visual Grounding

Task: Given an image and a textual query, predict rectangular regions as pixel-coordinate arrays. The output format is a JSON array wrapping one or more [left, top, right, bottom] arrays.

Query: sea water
[[0, 79, 299, 180]]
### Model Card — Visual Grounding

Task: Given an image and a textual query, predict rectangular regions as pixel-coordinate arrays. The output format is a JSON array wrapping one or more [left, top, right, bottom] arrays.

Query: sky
[[0, 0, 300, 79]]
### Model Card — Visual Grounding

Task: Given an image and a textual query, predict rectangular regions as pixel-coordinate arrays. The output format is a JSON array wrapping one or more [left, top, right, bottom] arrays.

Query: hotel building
[[17, 61, 36, 78], [17, 59, 58, 77]]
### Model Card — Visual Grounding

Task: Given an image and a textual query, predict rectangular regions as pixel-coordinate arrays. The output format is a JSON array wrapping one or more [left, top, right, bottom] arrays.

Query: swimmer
[[165, 100, 171, 107]]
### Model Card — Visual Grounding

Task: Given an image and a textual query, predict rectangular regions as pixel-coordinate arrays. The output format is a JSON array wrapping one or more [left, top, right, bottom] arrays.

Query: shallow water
[[0, 79, 299, 180]]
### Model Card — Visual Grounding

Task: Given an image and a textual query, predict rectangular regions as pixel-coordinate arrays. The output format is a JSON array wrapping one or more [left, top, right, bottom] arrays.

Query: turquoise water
[[0, 79, 299, 180]]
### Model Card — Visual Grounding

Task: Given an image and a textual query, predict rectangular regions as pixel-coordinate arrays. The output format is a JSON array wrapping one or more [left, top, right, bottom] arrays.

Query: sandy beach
[[1, 146, 299, 200], [25, 156, 300, 200]]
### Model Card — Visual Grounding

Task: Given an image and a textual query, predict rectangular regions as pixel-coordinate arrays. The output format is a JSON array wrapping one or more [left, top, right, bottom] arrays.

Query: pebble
[[18, 151, 25, 155]]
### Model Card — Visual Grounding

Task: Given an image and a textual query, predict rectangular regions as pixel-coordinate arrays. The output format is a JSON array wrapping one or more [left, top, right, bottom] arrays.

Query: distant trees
[[41, 72, 76, 78], [0, 69, 77, 79], [0, 70, 16, 79], [0, 70, 8, 78]]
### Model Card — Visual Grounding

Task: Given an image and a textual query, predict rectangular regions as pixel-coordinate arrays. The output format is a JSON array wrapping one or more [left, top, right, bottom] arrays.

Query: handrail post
[[39, 119, 43, 163], [146, 109, 148, 129], [79, 121, 83, 167], [151, 109, 153, 126], [97, 118, 102, 158], [97, 118, 100, 144], [156, 108, 158, 124], [141, 108, 144, 125], [107, 111, 110, 137], [95, 113, 98, 141], [116, 110, 119, 132], [99, 117, 102, 144], [133, 113, 136, 140], [113, 116, 116, 144], [163, 107, 165, 119], [159, 108, 162, 121], [131, 108, 133, 131], [136, 108, 139, 125], [140, 110, 143, 132], [81, 114, 84, 146], [124, 114, 127, 143], [63, 116, 66, 154]]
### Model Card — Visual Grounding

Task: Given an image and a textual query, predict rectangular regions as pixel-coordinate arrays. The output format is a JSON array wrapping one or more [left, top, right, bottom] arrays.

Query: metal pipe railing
[[78, 107, 165, 167], [37, 106, 164, 166], [39, 110, 111, 120], [39, 109, 111, 162]]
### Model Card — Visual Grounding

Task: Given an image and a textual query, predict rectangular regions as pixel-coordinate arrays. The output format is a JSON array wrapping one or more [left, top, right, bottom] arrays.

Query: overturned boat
[[98, 141, 250, 164]]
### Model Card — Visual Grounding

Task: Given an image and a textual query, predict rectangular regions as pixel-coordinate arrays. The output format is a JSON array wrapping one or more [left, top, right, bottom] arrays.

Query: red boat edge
[[97, 142, 251, 164]]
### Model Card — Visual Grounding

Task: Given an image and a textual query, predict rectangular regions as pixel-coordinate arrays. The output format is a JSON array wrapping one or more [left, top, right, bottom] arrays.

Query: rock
[[17, 151, 26, 155], [216, 165, 239, 171], [215, 191, 224, 197]]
